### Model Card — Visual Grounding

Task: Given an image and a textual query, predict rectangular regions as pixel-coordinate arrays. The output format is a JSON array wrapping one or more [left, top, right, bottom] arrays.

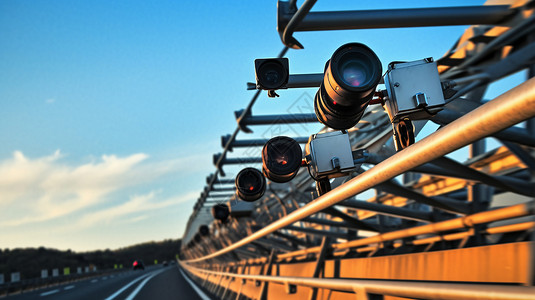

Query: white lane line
[[63, 285, 75, 290], [125, 269, 167, 300], [179, 269, 211, 300], [104, 272, 153, 300], [102, 276, 108, 280], [91, 279, 98, 283], [40, 289, 59, 297]]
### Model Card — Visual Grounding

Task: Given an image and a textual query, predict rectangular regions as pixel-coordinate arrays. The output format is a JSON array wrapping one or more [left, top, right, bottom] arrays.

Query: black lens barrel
[[235, 168, 266, 202], [314, 43, 382, 130], [199, 225, 209, 236], [212, 203, 230, 221], [262, 136, 302, 183]]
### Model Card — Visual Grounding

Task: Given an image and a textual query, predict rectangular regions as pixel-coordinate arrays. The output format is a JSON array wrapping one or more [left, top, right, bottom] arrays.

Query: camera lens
[[314, 43, 382, 130], [199, 225, 209, 236], [235, 168, 266, 202], [262, 136, 302, 183], [212, 203, 230, 221], [255, 58, 289, 90]]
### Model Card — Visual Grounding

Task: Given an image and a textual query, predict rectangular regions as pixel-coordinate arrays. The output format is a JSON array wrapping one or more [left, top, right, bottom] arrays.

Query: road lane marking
[[104, 272, 153, 300], [179, 269, 211, 300], [64, 285, 75, 290], [91, 279, 98, 283], [102, 276, 108, 280], [125, 269, 166, 300], [40, 289, 59, 297]]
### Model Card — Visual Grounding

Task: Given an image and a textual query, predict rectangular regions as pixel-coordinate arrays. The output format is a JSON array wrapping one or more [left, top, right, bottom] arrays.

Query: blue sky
[[3, 0, 523, 251]]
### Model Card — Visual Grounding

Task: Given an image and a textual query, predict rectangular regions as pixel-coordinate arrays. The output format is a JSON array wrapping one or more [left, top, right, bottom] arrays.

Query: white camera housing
[[384, 58, 445, 122], [305, 131, 355, 180], [228, 200, 254, 218]]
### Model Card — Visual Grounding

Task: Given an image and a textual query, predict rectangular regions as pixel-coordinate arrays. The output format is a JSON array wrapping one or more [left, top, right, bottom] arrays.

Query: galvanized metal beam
[[213, 153, 263, 166], [247, 73, 323, 90], [279, 3, 513, 31], [378, 180, 470, 214], [235, 109, 318, 127], [322, 207, 379, 232]]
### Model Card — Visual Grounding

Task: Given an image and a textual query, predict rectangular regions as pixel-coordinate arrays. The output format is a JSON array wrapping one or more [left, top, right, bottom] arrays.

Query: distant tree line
[[0, 239, 181, 280]]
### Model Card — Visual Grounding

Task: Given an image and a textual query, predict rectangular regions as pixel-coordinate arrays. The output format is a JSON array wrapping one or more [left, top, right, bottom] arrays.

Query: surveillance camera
[[235, 168, 266, 202], [315, 43, 382, 130], [304, 131, 361, 180], [262, 136, 302, 183], [255, 58, 289, 96], [198, 225, 209, 236], [259, 132, 366, 196], [211, 203, 230, 222], [383, 58, 445, 122], [194, 233, 201, 243]]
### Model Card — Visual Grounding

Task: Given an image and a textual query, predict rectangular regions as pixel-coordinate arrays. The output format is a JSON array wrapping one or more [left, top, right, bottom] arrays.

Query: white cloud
[[0, 150, 202, 227], [45, 98, 56, 104], [75, 190, 197, 228]]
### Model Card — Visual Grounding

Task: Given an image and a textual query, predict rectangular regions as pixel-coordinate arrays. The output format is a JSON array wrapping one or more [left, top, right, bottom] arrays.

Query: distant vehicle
[[132, 260, 145, 270], [162, 261, 169, 266]]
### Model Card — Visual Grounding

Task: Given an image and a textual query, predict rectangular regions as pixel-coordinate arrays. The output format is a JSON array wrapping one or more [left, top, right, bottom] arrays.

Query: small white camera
[[304, 131, 357, 180], [383, 58, 445, 122]]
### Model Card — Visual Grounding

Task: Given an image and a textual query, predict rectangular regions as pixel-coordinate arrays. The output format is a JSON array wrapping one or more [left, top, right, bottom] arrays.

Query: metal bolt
[[331, 157, 340, 169]]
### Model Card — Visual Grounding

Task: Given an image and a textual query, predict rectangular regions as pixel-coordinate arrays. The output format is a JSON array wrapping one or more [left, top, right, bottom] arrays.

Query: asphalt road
[[3, 264, 207, 300]]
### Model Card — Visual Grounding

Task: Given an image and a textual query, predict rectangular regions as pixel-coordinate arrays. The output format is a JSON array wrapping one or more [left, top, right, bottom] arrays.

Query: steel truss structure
[[180, 1, 535, 299]]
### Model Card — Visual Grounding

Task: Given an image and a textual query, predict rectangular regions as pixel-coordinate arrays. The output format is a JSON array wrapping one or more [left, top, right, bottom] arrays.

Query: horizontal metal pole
[[222, 134, 309, 150], [213, 153, 262, 166], [205, 194, 234, 198], [412, 221, 535, 246], [288, 73, 323, 88], [247, 73, 324, 90], [238, 111, 318, 125], [206, 173, 235, 185], [211, 187, 236, 192], [338, 199, 433, 222], [278, 5, 513, 32], [182, 262, 535, 300], [222, 157, 262, 165], [212, 179, 235, 185], [185, 77, 535, 262]]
